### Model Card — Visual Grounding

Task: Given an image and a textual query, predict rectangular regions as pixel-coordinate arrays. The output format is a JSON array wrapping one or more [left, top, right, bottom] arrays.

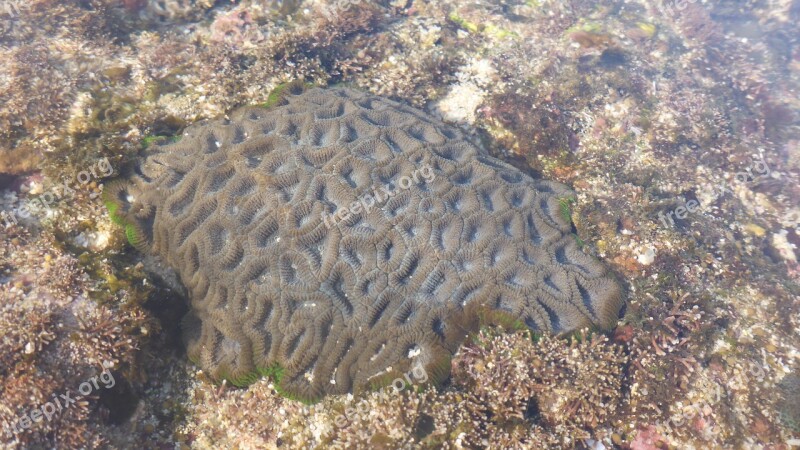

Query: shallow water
[[0, 1, 798, 449]]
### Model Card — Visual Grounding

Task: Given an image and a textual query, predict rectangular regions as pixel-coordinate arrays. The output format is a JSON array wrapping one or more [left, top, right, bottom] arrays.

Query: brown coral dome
[[104, 85, 624, 401]]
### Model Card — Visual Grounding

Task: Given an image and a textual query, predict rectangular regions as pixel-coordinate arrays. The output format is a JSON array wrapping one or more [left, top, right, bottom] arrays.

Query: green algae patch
[[448, 11, 517, 39], [104, 199, 124, 225], [124, 224, 145, 249], [102, 182, 133, 234], [260, 81, 316, 109], [448, 11, 480, 34], [636, 22, 657, 39], [559, 196, 576, 224], [562, 327, 600, 345], [219, 362, 320, 405], [103, 187, 149, 250], [483, 23, 517, 40], [216, 362, 286, 388], [142, 134, 181, 149], [102, 179, 156, 252], [103, 180, 129, 225], [261, 83, 292, 108], [476, 306, 528, 333]]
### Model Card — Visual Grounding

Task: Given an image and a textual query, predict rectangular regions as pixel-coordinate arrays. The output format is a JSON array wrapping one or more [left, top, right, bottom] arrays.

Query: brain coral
[[104, 83, 624, 401]]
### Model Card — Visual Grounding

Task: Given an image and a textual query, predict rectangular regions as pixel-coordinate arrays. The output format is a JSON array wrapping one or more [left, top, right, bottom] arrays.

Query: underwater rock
[[104, 84, 624, 401]]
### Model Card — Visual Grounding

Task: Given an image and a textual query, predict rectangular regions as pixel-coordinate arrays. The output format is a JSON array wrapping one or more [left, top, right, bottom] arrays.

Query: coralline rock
[[105, 84, 624, 401]]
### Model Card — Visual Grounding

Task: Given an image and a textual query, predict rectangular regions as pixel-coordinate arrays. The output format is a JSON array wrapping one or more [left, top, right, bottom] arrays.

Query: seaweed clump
[[0, 228, 152, 449]]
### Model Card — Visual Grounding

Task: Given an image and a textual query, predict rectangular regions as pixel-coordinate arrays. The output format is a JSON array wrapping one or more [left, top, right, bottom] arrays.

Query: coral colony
[[104, 84, 623, 402]]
